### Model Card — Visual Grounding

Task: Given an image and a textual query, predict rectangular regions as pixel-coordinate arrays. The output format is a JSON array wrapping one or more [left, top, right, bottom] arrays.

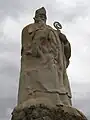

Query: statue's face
[[34, 14, 46, 23]]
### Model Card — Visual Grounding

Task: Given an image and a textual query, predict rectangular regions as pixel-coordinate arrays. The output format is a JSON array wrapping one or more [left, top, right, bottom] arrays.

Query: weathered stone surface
[[11, 104, 87, 120]]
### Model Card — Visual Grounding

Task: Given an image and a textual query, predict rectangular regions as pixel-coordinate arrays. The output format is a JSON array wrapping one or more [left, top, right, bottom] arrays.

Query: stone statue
[[11, 7, 87, 120], [18, 7, 72, 107]]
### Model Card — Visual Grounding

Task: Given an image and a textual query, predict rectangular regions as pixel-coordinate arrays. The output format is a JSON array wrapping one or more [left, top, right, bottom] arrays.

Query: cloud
[[0, 98, 16, 119], [0, 0, 89, 23]]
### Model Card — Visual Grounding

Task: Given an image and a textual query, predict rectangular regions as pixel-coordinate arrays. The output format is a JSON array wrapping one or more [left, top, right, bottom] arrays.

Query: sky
[[0, 0, 90, 119]]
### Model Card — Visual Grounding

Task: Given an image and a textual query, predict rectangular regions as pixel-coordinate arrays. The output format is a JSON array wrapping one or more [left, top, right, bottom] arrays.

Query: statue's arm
[[21, 29, 24, 56], [21, 26, 28, 56], [60, 33, 71, 59], [64, 41, 71, 59], [59, 33, 71, 68]]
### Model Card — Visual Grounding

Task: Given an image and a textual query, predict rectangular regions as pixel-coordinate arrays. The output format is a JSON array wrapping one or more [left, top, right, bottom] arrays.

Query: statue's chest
[[32, 28, 49, 46]]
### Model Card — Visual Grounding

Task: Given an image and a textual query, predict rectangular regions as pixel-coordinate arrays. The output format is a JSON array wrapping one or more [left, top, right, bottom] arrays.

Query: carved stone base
[[11, 104, 87, 120]]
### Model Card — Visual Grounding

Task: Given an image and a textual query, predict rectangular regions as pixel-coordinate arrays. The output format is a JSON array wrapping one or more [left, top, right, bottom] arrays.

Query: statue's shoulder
[[45, 25, 57, 35], [22, 23, 55, 34], [22, 23, 33, 31], [46, 25, 55, 30], [22, 23, 39, 34]]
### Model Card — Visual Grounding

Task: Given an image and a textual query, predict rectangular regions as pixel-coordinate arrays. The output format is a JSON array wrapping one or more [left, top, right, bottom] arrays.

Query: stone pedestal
[[11, 104, 87, 120]]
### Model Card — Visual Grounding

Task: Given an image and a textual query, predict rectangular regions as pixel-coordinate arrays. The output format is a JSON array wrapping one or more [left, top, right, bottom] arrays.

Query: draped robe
[[17, 23, 72, 108]]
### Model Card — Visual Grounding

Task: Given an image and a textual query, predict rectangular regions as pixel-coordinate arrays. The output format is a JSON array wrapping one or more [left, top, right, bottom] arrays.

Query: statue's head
[[33, 7, 47, 23]]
